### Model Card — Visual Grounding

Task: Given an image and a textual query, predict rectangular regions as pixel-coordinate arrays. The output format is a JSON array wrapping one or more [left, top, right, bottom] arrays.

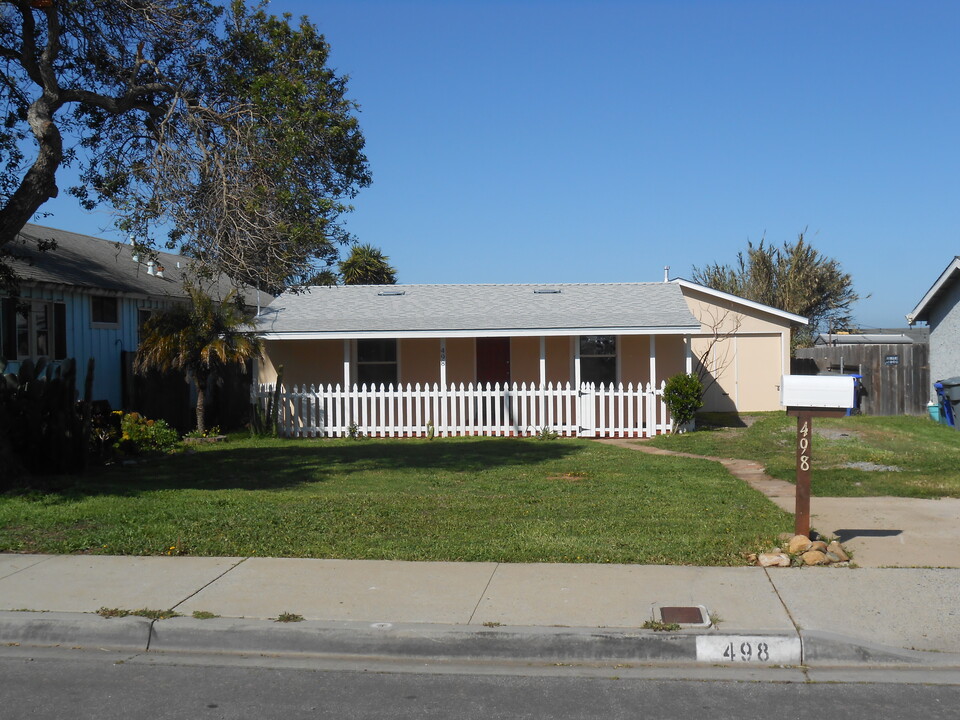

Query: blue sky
[[36, 0, 959, 328]]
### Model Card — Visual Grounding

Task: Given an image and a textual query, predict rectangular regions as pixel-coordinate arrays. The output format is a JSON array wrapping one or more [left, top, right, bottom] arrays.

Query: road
[[2, 647, 958, 719]]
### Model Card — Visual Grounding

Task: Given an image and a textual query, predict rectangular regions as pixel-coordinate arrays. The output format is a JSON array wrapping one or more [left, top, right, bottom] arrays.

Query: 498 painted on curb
[[696, 636, 802, 664]]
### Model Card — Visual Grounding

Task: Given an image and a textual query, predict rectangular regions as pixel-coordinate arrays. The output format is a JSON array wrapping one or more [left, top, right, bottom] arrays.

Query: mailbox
[[780, 375, 855, 410]]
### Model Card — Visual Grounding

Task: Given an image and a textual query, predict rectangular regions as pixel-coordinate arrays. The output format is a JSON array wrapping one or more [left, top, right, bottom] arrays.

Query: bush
[[663, 373, 704, 432], [114, 412, 180, 455]]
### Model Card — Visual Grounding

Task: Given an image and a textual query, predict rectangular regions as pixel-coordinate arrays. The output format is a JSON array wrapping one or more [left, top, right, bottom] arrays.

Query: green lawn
[[648, 413, 960, 499], [0, 436, 789, 565]]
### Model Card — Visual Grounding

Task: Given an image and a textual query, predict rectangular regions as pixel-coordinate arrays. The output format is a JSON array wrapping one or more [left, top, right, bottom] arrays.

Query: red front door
[[476, 338, 511, 386]]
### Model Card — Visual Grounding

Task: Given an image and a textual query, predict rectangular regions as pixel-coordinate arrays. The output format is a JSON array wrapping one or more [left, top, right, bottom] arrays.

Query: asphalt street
[[2, 647, 959, 720]]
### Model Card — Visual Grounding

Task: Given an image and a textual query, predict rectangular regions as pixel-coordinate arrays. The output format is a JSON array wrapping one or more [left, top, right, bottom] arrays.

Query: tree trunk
[[194, 372, 208, 434], [0, 93, 65, 250]]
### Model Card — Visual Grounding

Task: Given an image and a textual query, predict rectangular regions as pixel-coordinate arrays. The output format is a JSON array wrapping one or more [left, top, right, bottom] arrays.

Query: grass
[[648, 413, 960, 498], [0, 435, 789, 565]]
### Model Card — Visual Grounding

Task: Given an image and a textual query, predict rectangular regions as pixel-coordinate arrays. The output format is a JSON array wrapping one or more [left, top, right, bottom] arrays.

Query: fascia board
[[671, 278, 809, 325], [260, 326, 701, 341], [906, 256, 960, 324]]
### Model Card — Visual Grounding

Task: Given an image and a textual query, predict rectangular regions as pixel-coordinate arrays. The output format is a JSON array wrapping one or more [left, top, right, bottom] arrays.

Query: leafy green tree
[[339, 243, 397, 285], [135, 286, 262, 434], [692, 232, 858, 347], [0, 1, 370, 293]]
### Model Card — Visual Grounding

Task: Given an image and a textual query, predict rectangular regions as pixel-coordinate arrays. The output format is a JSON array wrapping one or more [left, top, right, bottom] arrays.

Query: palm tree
[[135, 286, 262, 434], [339, 243, 397, 285]]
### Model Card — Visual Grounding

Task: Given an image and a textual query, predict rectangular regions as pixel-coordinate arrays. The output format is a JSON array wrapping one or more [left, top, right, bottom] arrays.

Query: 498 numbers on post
[[696, 636, 801, 664]]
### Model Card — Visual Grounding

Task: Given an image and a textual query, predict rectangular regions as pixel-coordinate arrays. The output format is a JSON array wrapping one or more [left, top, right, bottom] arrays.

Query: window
[[580, 335, 617, 386], [4, 299, 66, 361], [91, 295, 119, 325], [357, 339, 398, 386]]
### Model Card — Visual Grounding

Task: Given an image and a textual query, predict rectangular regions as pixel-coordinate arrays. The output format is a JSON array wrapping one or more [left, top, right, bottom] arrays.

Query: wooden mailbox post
[[780, 375, 857, 537]]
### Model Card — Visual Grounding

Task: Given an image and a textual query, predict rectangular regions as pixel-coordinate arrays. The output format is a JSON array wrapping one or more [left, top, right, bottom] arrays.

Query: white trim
[[672, 278, 809, 325], [260, 325, 699, 341], [907, 256, 960, 324]]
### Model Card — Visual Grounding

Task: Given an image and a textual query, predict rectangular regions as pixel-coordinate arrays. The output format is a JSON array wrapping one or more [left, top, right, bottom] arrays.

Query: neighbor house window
[[580, 335, 617, 386], [357, 339, 398, 386], [6, 299, 66, 361], [91, 295, 119, 325]]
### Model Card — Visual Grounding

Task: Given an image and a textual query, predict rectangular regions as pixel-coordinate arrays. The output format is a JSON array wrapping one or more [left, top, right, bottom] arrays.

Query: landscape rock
[[827, 541, 849, 562], [801, 550, 827, 566], [757, 552, 791, 567], [809, 540, 828, 553], [787, 535, 812, 554]]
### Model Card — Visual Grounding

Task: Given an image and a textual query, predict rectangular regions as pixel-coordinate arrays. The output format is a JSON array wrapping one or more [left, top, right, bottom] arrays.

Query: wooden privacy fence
[[793, 343, 929, 416], [251, 381, 671, 439]]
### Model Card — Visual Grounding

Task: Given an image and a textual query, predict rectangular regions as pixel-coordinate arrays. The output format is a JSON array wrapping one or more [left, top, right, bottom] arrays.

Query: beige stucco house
[[253, 279, 805, 438]]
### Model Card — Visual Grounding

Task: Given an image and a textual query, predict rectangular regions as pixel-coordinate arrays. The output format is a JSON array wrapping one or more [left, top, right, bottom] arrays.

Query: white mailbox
[[780, 375, 856, 409]]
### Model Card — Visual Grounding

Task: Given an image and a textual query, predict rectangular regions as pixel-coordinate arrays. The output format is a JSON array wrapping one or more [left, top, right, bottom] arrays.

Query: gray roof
[[257, 282, 701, 338], [7, 223, 261, 305]]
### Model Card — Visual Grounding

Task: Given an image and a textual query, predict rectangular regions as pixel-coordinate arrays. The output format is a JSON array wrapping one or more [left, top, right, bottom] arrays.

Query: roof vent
[[377, 290, 405, 296], [533, 288, 561, 294]]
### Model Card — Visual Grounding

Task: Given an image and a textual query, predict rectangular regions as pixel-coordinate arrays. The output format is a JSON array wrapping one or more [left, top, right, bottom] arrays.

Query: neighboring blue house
[[907, 255, 960, 396], [0, 224, 256, 411]]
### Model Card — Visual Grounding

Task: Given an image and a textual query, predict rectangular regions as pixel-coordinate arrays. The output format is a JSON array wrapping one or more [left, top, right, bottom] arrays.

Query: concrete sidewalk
[[1, 554, 958, 668]]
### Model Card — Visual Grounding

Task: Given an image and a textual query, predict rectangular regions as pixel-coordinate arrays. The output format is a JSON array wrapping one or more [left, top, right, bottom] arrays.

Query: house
[[0, 224, 261, 421], [254, 278, 806, 437], [907, 255, 960, 395]]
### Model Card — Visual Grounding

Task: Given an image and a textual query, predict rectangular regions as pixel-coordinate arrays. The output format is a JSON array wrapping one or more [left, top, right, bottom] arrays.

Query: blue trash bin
[[934, 379, 960, 427]]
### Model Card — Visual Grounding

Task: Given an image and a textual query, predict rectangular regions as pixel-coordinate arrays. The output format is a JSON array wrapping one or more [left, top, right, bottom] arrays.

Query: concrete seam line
[[168, 556, 250, 612], [467, 563, 500, 625], [0, 554, 58, 582], [762, 567, 804, 663], [146, 619, 156, 651]]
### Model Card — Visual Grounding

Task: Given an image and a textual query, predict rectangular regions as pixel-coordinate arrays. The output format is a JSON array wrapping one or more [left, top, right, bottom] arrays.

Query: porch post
[[342, 339, 351, 389], [649, 335, 657, 385], [685, 335, 693, 374], [573, 336, 581, 388], [539, 336, 546, 387], [440, 338, 447, 388]]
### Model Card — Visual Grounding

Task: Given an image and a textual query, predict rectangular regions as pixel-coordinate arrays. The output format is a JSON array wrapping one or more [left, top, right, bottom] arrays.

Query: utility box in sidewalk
[[780, 374, 856, 410]]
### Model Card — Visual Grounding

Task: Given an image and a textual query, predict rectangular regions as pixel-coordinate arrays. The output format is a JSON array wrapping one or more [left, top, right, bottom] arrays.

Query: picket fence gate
[[251, 381, 670, 439]]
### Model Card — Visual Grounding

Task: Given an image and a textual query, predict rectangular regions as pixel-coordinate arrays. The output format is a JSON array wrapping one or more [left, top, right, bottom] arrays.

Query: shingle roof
[[257, 282, 702, 338], [7, 223, 262, 305]]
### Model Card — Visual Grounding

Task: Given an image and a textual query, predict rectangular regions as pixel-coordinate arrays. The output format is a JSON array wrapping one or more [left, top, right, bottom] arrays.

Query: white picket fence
[[251, 381, 670, 439]]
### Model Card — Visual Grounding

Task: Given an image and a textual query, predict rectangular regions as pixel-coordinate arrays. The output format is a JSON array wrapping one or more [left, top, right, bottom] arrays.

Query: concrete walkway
[[1, 553, 959, 669], [601, 438, 960, 568]]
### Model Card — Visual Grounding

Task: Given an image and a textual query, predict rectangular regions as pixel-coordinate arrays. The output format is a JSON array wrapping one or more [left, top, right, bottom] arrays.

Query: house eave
[[671, 278, 809, 325], [260, 326, 702, 341], [906, 256, 960, 325]]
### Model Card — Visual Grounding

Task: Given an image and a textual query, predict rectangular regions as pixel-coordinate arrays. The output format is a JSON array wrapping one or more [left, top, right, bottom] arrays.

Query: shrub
[[114, 412, 180, 455], [663, 373, 704, 432]]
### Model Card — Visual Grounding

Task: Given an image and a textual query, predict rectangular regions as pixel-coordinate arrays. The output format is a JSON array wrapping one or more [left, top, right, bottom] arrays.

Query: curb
[[3, 612, 959, 668], [148, 618, 702, 663], [0, 612, 152, 652]]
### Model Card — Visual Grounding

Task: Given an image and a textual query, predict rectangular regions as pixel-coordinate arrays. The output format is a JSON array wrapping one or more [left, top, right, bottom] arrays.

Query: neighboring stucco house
[[0, 224, 258, 413], [255, 278, 806, 437], [907, 256, 960, 394]]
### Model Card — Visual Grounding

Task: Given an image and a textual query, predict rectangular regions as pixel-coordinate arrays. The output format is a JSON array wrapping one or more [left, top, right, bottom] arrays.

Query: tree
[[339, 243, 397, 285], [692, 232, 858, 347], [134, 285, 262, 434], [0, 1, 370, 294]]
